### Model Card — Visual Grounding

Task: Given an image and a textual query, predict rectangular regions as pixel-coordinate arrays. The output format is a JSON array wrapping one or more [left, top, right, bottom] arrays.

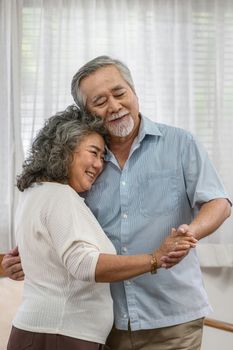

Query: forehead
[[76, 132, 105, 149], [80, 65, 129, 98]]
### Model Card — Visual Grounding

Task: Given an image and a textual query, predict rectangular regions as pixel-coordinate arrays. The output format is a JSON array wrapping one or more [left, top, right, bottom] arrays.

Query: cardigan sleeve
[[44, 186, 107, 282]]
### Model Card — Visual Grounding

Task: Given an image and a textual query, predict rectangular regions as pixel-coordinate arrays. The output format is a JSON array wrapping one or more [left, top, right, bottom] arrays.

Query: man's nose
[[107, 96, 121, 114]]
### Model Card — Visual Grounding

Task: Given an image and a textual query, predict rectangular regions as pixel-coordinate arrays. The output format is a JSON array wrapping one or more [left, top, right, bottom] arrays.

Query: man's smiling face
[[79, 65, 140, 139]]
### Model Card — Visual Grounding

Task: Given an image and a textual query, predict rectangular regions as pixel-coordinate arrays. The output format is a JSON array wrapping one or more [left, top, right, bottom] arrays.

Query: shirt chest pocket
[[138, 169, 179, 217]]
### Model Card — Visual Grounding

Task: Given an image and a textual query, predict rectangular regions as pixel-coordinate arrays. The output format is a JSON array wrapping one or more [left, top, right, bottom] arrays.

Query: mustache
[[106, 110, 128, 122]]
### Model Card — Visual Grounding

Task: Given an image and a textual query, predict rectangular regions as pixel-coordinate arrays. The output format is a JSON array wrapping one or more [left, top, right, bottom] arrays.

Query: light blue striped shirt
[[84, 115, 228, 330]]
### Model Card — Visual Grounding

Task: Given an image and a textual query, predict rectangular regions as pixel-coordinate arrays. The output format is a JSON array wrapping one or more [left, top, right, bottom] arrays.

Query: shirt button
[[123, 314, 128, 318], [122, 213, 128, 219], [122, 247, 127, 253], [122, 181, 126, 186]]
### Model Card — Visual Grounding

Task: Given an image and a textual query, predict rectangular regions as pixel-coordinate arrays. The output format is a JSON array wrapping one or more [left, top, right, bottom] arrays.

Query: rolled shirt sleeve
[[181, 133, 229, 208]]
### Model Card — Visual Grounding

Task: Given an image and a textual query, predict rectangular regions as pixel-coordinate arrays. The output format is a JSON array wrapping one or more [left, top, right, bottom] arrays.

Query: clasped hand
[[154, 226, 198, 269]]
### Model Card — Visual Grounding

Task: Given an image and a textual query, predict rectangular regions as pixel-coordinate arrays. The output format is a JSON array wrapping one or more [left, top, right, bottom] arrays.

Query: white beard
[[106, 115, 134, 137]]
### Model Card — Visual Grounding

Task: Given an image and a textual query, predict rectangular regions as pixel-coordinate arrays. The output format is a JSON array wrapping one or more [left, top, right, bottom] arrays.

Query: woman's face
[[68, 133, 105, 192]]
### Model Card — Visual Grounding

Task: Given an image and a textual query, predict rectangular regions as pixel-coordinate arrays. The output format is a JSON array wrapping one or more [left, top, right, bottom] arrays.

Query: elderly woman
[[7, 106, 197, 350]]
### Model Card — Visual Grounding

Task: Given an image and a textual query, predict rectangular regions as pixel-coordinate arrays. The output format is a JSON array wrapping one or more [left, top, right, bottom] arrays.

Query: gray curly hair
[[17, 105, 107, 192], [71, 55, 136, 110]]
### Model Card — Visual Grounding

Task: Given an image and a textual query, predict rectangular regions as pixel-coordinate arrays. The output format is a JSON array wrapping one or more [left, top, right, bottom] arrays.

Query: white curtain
[[0, 0, 24, 253], [0, 0, 232, 265]]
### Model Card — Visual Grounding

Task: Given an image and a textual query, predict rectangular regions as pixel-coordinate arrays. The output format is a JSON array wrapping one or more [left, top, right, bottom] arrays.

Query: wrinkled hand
[[1, 246, 24, 281], [176, 224, 194, 237], [155, 227, 197, 269]]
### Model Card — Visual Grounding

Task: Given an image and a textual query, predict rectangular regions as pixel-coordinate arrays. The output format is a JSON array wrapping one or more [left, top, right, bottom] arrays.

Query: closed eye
[[90, 150, 105, 162], [114, 91, 125, 97], [113, 87, 126, 97], [96, 101, 106, 107], [90, 150, 98, 156], [93, 96, 107, 107]]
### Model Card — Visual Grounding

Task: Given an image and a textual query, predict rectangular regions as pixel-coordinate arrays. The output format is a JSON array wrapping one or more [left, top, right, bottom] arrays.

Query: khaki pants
[[105, 318, 204, 350], [7, 326, 102, 350]]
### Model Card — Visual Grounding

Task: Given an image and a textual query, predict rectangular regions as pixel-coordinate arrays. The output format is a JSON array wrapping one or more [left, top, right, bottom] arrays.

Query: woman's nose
[[93, 157, 103, 171]]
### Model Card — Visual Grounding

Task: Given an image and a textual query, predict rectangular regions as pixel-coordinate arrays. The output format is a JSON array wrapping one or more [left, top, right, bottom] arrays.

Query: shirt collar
[[104, 114, 162, 161], [137, 114, 162, 142]]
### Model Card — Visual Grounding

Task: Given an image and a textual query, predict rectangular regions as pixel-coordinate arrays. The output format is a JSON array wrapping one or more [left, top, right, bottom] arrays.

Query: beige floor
[[0, 277, 24, 350]]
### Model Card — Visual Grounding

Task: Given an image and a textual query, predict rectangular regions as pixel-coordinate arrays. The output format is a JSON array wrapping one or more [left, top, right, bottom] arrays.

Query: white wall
[[0, 278, 24, 350], [201, 267, 233, 350]]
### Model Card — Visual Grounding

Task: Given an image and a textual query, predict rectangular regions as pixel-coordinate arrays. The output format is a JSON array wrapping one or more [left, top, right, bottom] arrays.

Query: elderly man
[[2, 56, 231, 350]]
